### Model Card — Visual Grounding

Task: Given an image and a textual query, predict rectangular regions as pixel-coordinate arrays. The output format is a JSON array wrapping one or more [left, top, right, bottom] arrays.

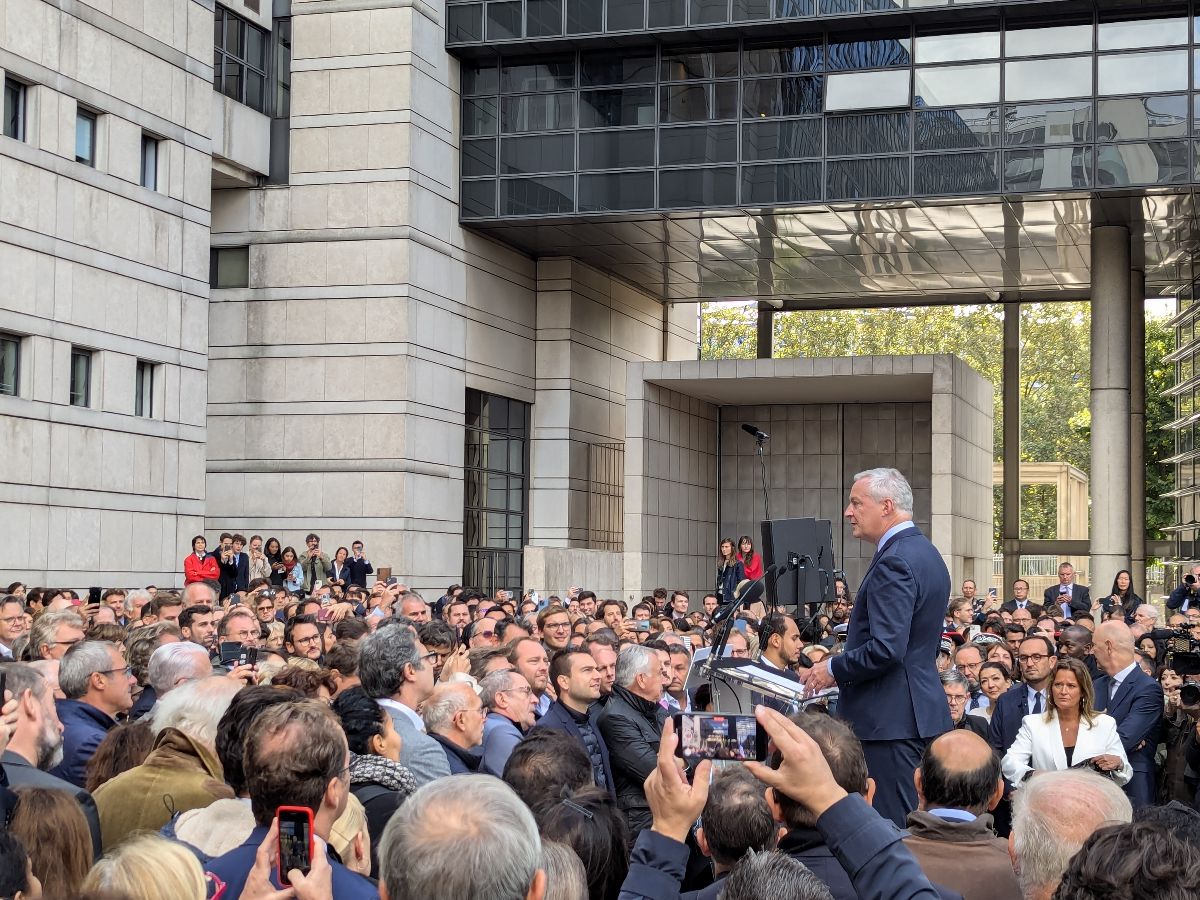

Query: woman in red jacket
[[183, 535, 220, 585], [738, 535, 763, 581]]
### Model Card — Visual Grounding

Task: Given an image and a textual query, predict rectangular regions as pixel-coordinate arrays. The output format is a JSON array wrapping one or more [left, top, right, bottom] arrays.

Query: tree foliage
[[700, 301, 1174, 545]]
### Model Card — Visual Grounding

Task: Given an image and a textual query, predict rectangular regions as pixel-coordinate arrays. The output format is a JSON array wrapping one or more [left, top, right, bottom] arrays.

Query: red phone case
[[276, 806, 314, 886]]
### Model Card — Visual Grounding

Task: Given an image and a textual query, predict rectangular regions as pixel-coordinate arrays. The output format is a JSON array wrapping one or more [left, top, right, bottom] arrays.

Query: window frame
[[214, 6, 270, 113], [0, 332, 20, 397], [135, 360, 155, 418], [75, 107, 97, 167], [140, 133, 159, 190], [3, 77, 26, 141], [69, 348, 92, 408]]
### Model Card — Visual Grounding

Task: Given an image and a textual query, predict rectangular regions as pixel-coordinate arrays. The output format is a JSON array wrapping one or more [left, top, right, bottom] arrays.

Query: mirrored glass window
[[1097, 16, 1188, 51], [463, 138, 497, 176], [1096, 95, 1188, 141], [914, 64, 1000, 107], [1004, 57, 1092, 102], [744, 76, 824, 117], [648, 0, 686, 27], [826, 36, 911, 70], [463, 98, 499, 136], [1004, 101, 1093, 146], [607, 0, 645, 29], [1003, 146, 1090, 190], [578, 128, 656, 169], [501, 58, 574, 92], [827, 155, 909, 199], [743, 43, 824, 74], [1097, 51, 1188, 96], [742, 162, 821, 203], [661, 82, 739, 122], [774, 0, 815, 16], [741, 118, 822, 159], [914, 31, 1001, 63], [915, 107, 1000, 151], [1095, 140, 1189, 186], [485, 2, 521, 39], [501, 93, 576, 132], [827, 112, 910, 155], [580, 50, 656, 85], [448, 4, 483, 42], [660, 124, 738, 165], [501, 133, 575, 174], [527, 0, 563, 34], [580, 87, 656, 127], [462, 180, 497, 217], [825, 70, 910, 112], [732, 0, 771, 21], [501, 175, 574, 214], [914, 152, 1000, 194], [463, 62, 499, 96], [691, 0, 728, 24], [662, 49, 740, 80], [566, 0, 602, 32], [1005, 23, 1093, 57], [658, 167, 737, 207], [579, 171, 656, 211]]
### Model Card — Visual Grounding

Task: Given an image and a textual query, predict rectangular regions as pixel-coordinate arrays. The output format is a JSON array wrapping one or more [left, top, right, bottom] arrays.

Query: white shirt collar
[[377, 697, 425, 733], [1112, 660, 1138, 687], [878, 520, 916, 551]]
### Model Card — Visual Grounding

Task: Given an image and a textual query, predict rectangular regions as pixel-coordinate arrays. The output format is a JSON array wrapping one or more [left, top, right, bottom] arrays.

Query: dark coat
[[50, 699, 117, 789], [129, 684, 157, 721], [829, 526, 952, 741], [207, 824, 378, 900], [953, 714, 991, 741], [538, 700, 615, 796], [1094, 664, 1163, 808], [2, 750, 102, 858], [345, 556, 374, 589], [597, 685, 667, 834], [999, 599, 1044, 617], [1042, 584, 1090, 617], [715, 560, 745, 604], [218, 552, 250, 598], [429, 733, 482, 774]]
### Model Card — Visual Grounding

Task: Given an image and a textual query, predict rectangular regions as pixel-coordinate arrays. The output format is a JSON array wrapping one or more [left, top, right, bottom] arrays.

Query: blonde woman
[[81, 834, 207, 900]]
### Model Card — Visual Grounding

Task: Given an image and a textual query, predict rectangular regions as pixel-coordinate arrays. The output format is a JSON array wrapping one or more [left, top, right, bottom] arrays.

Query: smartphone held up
[[673, 713, 768, 763], [276, 806, 314, 886]]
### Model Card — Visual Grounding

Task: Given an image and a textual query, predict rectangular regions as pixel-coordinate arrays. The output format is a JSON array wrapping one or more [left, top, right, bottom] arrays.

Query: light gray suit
[[378, 701, 451, 786]]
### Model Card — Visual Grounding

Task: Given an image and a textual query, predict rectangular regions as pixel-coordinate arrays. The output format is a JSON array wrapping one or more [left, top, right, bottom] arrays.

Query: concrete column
[[1129, 267, 1146, 597], [1002, 301, 1021, 597], [1090, 226, 1133, 587], [756, 304, 774, 359]]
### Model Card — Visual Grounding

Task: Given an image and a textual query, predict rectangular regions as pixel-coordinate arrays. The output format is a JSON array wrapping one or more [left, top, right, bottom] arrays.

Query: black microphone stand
[[755, 433, 770, 522]]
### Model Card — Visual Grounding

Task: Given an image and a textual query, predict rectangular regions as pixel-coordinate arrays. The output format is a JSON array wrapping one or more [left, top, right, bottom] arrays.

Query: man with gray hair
[[27, 610, 85, 661], [479, 669, 538, 777], [1, 662, 102, 856], [423, 682, 485, 774], [941, 669, 989, 739], [378, 775, 546, 900], [92, 676, 240, 851], [799, 466, 952, 827], [1009, 769, 1132, 900], [358, 624, 450, 785], [597, 643, 668, 834], [50, 640, 135, 787], [131, 641, 214, 721]]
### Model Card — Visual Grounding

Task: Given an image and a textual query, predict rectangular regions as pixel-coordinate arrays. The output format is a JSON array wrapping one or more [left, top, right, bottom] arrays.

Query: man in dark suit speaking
[[799, 467, 952, 826]]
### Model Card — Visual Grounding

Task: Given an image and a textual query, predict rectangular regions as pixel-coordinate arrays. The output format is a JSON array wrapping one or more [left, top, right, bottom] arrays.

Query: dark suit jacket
[[999, 599, 1044, 617], [3, 751, 102, 858], [988, 684, 1033, 758], [538, 700, 615, 796], [345, 556, 374, 589], [218, 553, 249, 598], [954, 714, 991, 741], [1094, 664, 1163, 807], [1042, 584, 1090, 616], [829, 526, 952, 741], [51, 699, 117, 788]]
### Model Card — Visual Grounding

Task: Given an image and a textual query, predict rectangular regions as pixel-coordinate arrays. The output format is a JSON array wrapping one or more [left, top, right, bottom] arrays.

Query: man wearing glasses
[[988, 634, 1058, 759], [0, 595, 27, 659], [479, 669, 539, 776], [50, 640, 135, 788], [284, 615, 324, 663], [29, 610, 86, 661], [538, 605, 573, 652]]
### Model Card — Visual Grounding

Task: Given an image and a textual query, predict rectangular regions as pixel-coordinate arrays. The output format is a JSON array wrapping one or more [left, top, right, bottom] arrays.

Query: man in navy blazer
[[1042, 562, 1090, 617], [538, 648, 615, 796], [799, 467, 952, 827], [218, 534, 250, 599], [1092, 621, 1162, 808]]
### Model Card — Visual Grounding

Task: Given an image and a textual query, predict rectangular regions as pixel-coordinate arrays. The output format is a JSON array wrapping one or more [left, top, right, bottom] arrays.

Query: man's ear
[[764, 786, 784, 822], [988, 778, 1004, 812], [913, 768, 925, 807], [863, 777, 876, 808], [696, 827, 711, 859], [526, 868, 547, 900]]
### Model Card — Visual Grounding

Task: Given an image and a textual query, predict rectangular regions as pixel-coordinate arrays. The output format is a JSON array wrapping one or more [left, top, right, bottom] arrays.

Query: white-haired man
[[92, 676, 240, 851]]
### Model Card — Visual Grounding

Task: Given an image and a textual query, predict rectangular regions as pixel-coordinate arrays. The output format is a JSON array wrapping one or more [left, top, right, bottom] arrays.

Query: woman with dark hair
[[1106, 569, 1142, 622], [737, 535, 763, 581], [715, 538, 745, 605], [1002, 657, 1131, 785], [268, 665, 338, 701], [327, 546, 351, 589], [85, 722, 155, 794], [331, 686, 417, 878], [183, 536, 218, 585], [279, 546, 304, 593], [540, 787, 630, 900], [263, 537, 285, 586]]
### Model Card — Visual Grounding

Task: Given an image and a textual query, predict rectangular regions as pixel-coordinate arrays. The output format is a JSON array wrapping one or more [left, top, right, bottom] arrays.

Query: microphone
[[711, 555, 802, 627], [742, 423, 770, 441]]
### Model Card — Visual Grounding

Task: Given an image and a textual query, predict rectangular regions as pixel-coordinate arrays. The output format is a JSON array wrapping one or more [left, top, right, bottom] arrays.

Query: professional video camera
[[1164, 627, 1200, 708]]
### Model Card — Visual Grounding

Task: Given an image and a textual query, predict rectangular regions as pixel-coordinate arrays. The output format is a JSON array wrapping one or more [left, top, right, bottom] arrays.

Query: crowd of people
[[0, 513, 1199, 899]]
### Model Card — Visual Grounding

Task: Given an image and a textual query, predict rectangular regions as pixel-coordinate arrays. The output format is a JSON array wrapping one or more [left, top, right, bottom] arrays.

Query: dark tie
[[1031, 692, 1042, 714]]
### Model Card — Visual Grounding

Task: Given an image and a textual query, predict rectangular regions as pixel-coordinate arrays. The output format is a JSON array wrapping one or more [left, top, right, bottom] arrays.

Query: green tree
[[699, 300, 1174, 544]]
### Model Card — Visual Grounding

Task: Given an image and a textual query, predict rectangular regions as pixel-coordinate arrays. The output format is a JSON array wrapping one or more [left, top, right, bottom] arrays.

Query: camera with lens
[[1181, 679, 1200, 709]]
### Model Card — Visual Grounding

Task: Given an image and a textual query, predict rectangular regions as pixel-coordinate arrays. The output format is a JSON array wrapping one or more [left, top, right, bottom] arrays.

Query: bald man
[[1092, 622, 1163, 808], [904, 730, 1020, 900]]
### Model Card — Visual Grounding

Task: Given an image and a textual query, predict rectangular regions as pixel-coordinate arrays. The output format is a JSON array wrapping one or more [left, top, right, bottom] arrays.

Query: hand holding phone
[[276, 807, 314, 886], [673, 713, 768, 763]]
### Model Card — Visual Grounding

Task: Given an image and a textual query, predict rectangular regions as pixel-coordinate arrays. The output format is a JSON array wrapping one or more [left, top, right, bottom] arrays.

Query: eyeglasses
[[0, 615, 25, 626], [544, 621, 571, 631], [51, 637, 82, 649], [100, 666, 133, 678], [500, 685, 533, 697], [475, 630, 496, 638], [1017, 653, 1051, 664], [945, 695, 968, 704], [419, 651, 439, 664], [292, 635, 322, 646]]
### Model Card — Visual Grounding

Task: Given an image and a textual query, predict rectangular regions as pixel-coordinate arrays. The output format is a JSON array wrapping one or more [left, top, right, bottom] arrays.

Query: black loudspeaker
[[760, 518, 836, 610]]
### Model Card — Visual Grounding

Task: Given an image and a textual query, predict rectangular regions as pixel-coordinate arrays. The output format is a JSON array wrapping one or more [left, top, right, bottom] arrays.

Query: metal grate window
[[586, 441, 624, 550]]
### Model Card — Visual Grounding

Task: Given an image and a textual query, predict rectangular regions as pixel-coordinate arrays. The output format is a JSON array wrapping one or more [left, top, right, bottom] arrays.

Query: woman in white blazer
[[1002, 657, 1132, 787]]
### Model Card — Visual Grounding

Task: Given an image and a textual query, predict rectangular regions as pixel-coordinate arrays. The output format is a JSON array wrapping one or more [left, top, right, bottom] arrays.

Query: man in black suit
[[942, 670, 989, 740], [1092, 621, 1162, 808], [538, 648, 614, 796], [1000, 579, 1043, 617], [218, 533, 250, 599], [345, 539, 374, 589], [1043, 562, 1090, 618], [988, 634, 1057, 760], [1, 663, 102, 856]]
